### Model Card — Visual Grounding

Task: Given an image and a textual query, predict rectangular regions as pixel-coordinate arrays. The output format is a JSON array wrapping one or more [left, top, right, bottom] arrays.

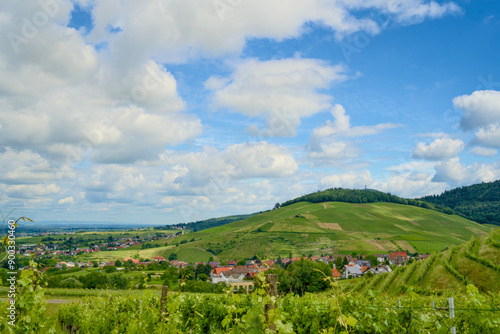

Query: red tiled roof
[[331, 268, 341, 277], [214, 267, 233, 275]]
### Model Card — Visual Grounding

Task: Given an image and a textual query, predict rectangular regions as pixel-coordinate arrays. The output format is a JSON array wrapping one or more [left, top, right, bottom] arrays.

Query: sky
[[0, 0, 499, 225]]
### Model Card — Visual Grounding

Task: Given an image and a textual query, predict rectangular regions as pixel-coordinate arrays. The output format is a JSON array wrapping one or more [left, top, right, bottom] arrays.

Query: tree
[[168, 252, 178, 261], [364, 255, 379, 267], [335, 256, 343, 269], [115, 260, 122, 267], [273, 203, 281, 210], [162, 266, 179, 287], [104, 265, 117, 273], [195, 263, 212, 278]]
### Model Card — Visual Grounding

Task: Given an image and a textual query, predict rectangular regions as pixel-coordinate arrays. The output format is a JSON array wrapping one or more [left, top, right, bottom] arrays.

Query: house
[[418, 254, 431, 261], [210, 268, 246, 284], [374, 265, 392, 274], [343, 264, 363, 279], [123, 257, 139, 264], [152, 256, 166, 263], [331, 268, 341, 279], [356, 259, 371, 267], [389, 252, 408, 265], [373, 254, 389, 263]]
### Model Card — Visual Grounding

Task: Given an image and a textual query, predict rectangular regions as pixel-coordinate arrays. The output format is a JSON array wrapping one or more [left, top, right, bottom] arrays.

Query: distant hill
[[157, 213, 260, 232], [420, 180, 500, 226], [159, 201, 491, 262], [281, 188, 454, 215], [345, 229, 500, 295]]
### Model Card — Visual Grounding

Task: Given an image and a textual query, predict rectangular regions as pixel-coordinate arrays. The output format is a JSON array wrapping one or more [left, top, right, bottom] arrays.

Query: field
[[344, 229, 500, 294], [164, 201, 491, 261]]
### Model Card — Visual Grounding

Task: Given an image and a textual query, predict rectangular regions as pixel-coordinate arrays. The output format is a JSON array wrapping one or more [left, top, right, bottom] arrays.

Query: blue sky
[[0, 0, 499, 225]]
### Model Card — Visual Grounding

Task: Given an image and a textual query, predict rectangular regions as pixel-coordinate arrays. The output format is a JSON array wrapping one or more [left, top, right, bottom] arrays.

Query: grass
[[350, 229, 500, 295], [166, 201, 491, 261]]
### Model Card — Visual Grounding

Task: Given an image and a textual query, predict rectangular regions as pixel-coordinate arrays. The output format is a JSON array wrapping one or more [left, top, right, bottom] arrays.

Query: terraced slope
[[161, 201, 491, 261], [348, 229, 500, 295]]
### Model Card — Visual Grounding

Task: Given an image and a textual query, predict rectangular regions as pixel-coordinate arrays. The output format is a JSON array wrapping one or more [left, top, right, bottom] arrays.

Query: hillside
[[158, 201, 491, 262], [157, 213, 259, 232], [420, 180, 500, 226], [347, 228, 500, 295]]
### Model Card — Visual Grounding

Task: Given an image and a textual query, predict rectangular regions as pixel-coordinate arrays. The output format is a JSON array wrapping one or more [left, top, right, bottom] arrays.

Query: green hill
[[420, 180, 500, 225], [347, 228, 500, 295], [162, 201, 491, 262]]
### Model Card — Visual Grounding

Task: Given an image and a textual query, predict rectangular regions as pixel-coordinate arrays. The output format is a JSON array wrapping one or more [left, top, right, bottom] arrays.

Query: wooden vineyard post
[[265, 274, 278, 332], [161, 286, 168, 320]]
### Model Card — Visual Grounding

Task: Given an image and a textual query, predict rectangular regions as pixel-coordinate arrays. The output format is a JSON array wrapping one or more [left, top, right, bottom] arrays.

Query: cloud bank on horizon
[[0, 0, 499, 224]]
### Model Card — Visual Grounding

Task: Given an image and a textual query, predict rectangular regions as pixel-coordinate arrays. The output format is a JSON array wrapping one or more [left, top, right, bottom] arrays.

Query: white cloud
[[411, 138, 464, 160], [372, 172, 448, 198], [85, 0, 460, 63], [452, 90, 500, 149], [320, 170, 374, 189], [160, 142, 298, 190], [307, 104, 401, 166], [5, 183, 60, 198], [471, 124, 500, 149], [432, 157, 500, 186], [453, 90, 500, 131], [0, 2, 203, 165], [206, 58, 348, 137], [58, 196, 74, 205], [469, 146, 498, 157]]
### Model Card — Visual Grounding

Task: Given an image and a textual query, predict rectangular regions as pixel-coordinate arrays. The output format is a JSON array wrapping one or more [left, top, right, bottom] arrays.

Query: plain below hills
[[159, 201, 491, 262]]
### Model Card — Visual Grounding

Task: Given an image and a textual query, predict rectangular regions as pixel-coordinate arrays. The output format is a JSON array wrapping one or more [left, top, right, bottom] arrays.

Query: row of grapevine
[[465, 237, 500, 273], [443, 247, 470, 286], [487, 231, 500, 249], [379, 265, 401, 293], [57, 283, 500, 333], [416, 253, 438, 285]]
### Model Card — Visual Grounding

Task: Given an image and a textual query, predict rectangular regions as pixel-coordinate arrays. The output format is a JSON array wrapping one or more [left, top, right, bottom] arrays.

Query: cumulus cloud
[[307, 105, 401, 166], [452, 90, 500, 150], [372, 172, 448, 198], [206, 58, 348, 137], [469, 146, 498, 157], [160, 142, 298, 191], [5, 183, 60, 198], [58, 196, 74, 205], [84, 0, 460, 63], [432, 157, 500, 186], [0, 3, 203, 167], [320, 170, 374, 189], [411, 138, 464, 160], [453, 90, 500, 131]]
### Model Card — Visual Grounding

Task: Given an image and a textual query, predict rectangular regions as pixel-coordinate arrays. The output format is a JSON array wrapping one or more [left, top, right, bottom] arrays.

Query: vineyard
[[56, 280, 500, 333], [343, 230, 500, 295]]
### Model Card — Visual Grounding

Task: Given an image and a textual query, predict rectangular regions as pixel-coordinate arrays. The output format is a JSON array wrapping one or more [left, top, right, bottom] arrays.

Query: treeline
[[280, 188, 454, 215], [420, 180, 500, 226], [158, 213, 259, 232]]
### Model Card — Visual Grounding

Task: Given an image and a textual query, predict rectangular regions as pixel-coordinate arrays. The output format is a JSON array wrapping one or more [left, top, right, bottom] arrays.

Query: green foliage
[[160, 213, 259, 232], [0, 261, 54, 333], [280, 187, 445, 214], [104, 265, 118, 273], [464, 237, 500, 273], [420, 180, 500, 225], [56, 279, 500, 333]]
